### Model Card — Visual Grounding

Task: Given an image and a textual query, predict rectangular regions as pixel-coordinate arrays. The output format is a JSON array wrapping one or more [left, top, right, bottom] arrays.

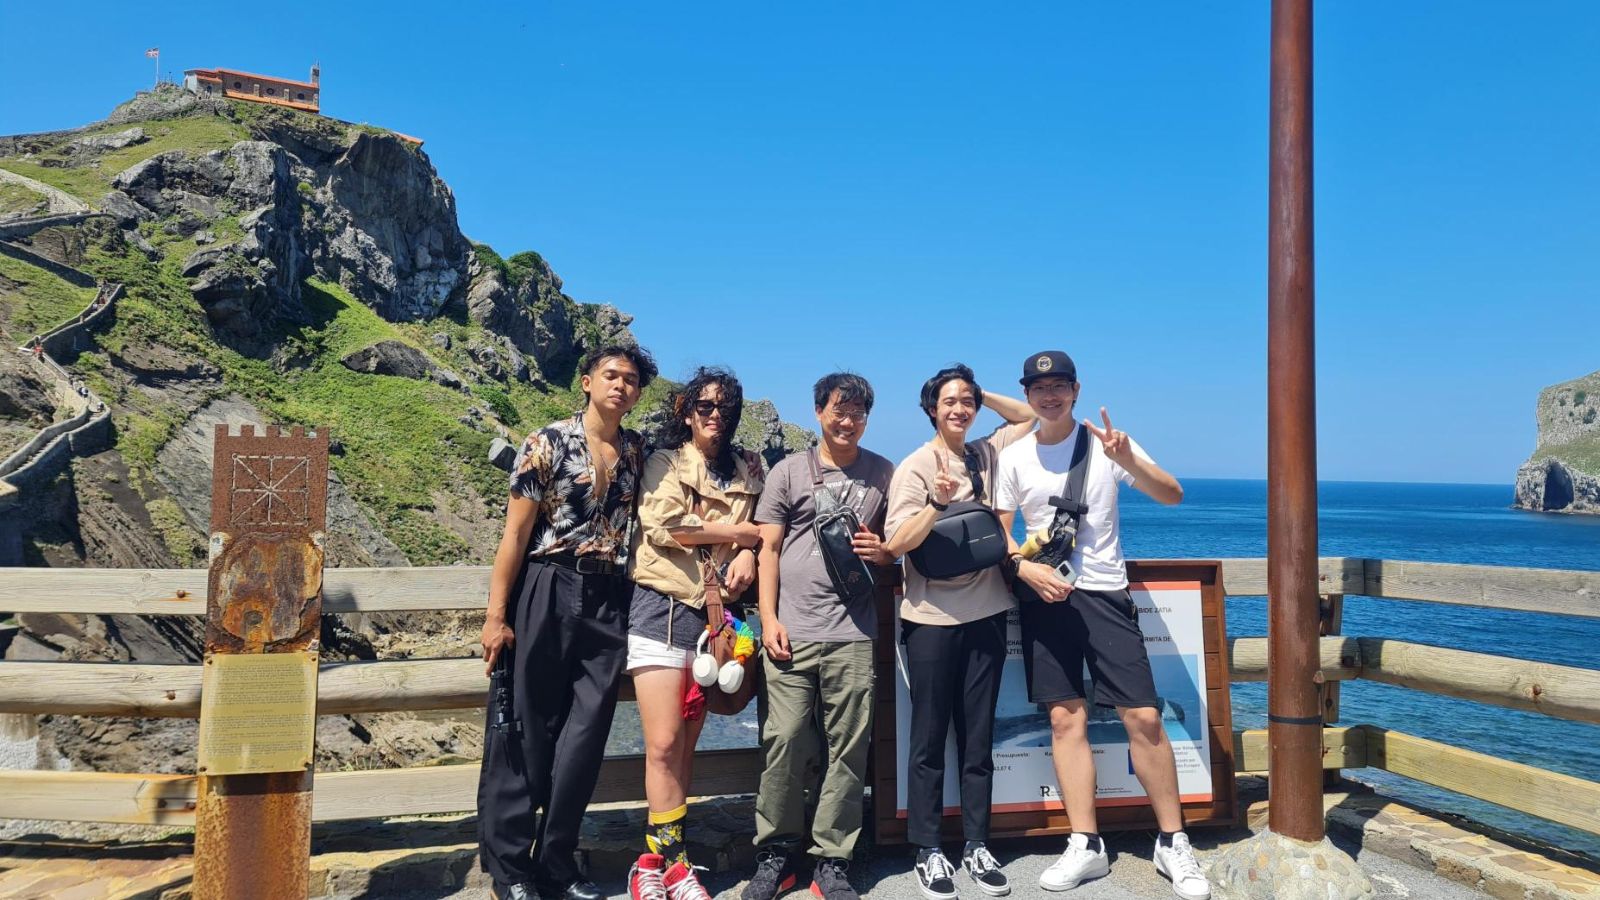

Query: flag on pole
[[145, 47, 159, 58]]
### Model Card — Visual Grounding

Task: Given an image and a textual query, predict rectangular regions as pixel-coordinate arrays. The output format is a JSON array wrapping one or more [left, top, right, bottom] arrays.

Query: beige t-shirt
[[886, 427, 1019, 625]]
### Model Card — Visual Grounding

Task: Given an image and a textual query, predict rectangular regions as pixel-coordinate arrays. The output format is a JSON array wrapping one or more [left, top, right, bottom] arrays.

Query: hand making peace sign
[[1083, 406, 1133, 465], [931, 446, 962, 506]]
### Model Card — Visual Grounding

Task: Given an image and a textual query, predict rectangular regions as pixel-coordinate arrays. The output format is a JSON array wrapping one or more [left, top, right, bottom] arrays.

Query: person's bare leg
[[1048, 699, 1098, 833], [1119, 705, 1184, 832], [634, 666, 692, 810]]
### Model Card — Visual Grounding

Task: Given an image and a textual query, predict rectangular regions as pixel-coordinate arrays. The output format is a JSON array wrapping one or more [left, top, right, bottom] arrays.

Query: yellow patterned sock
[[645, 804, 689, 867]]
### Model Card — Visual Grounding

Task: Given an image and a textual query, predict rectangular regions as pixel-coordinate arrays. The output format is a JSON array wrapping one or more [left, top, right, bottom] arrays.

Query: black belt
[[536, 553, 624, 577]]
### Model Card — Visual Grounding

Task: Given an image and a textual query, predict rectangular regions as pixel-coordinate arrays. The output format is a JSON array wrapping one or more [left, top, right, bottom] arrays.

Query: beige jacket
[[629, 443, 765, 609]]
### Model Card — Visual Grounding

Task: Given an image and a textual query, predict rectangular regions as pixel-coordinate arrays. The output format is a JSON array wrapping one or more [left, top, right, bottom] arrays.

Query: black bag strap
[[807, 447, 880, 524], [1064, 424, 1092, 509], [962, 440, 990, 505], [1042, 425, 1093, 536]]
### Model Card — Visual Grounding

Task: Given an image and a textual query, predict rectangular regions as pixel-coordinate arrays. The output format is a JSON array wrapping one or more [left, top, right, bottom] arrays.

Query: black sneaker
[[961, 842, 1010, 897], [743, 847, 801, 900], [913, 848, 958, 900], [809, 857, 859, 900]]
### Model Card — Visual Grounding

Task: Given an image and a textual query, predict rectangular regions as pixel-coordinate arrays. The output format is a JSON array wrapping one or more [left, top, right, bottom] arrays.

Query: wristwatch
[[930, 499, 949, 512]]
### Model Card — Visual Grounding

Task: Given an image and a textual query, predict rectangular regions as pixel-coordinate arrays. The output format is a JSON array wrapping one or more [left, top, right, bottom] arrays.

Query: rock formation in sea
[[1514, 369, 1600, 514]]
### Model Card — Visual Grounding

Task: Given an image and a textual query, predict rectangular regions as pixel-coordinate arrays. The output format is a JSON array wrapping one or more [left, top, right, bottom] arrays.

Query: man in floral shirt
[[478, 343, 658, 900]]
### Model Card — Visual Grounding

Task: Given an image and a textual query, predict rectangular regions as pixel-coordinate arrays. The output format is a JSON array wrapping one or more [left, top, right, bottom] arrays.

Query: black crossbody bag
[[807, 449, 879, 605], [907, 442, 1009, 580]]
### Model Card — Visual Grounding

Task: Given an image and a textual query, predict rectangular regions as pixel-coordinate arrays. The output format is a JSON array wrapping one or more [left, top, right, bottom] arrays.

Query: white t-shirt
[[994, 424, 1154, 591]]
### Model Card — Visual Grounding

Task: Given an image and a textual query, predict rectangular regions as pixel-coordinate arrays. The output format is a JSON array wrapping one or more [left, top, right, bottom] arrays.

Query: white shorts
[[626, 633, 693, 673]]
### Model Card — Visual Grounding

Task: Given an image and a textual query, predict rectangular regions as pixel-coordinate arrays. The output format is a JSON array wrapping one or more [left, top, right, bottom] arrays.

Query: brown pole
[[1266, 0, 1324, 842]]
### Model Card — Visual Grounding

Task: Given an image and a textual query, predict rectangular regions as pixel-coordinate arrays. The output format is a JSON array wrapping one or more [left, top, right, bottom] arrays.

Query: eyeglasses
[[826, 406, 869, 424], [1026, 380, 1076, 396], [690, 400, 738, 418]]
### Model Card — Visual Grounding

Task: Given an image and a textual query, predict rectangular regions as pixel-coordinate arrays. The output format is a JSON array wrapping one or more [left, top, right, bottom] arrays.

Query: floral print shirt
[[510, 413, 647, 564]]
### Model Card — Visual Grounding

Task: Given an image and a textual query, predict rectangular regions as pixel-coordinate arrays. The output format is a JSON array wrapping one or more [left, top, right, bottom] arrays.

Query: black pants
[[477, 560, 629, 888], [901, 611, 1008, 847]]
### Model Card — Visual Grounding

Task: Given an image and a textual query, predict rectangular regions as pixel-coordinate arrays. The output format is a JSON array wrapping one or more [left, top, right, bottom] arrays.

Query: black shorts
[[1015, 583, 1159, 709]]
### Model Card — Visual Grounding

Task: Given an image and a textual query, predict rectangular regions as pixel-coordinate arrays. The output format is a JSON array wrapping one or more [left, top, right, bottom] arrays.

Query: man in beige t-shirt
[[883, 364, 1033, 900]]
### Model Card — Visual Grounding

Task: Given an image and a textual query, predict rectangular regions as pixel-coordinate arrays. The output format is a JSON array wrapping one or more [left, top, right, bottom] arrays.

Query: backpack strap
[[807, 447, 824, 486]]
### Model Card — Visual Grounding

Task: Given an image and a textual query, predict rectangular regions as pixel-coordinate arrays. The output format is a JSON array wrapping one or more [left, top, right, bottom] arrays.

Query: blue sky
[[3, 2, 1595, 483]]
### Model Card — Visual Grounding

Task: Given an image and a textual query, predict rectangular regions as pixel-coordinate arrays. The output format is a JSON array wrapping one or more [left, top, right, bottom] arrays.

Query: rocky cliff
[[0, 86, 812, 778], [1514, 370, 1600, 514]]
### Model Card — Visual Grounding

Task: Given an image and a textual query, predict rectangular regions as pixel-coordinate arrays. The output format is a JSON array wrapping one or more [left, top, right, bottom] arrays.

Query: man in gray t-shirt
[[745, 373, 894, 900], [754, 447, 893, 643]]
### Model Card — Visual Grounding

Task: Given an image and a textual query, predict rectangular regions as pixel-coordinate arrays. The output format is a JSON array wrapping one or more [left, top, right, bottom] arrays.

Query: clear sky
[[3, 2, 1595, 484]]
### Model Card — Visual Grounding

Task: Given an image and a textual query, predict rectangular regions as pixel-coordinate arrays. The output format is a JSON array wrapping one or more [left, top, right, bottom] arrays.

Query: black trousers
[[477, 559, 629, 887], [901, 610, 1008, 847]]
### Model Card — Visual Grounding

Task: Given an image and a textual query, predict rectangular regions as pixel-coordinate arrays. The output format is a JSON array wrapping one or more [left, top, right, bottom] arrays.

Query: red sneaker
[[630, 853, 668, 900], [663, 859, 714, 900]]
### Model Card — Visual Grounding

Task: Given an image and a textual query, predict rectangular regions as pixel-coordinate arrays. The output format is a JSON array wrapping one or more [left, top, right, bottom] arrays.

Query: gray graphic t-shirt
[[755, 448, 894, 643]]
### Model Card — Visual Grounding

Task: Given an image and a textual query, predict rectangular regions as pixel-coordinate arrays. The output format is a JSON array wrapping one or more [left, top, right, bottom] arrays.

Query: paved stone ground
[[5, 782, 1599, 898], [389, 828, 1485, 900]]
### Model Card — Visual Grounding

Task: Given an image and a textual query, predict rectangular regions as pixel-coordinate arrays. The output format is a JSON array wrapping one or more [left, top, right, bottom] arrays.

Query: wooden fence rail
[[3, 558, 1599, 836], [10, 637, 1599, 727], [3, 557, 1594, 618]]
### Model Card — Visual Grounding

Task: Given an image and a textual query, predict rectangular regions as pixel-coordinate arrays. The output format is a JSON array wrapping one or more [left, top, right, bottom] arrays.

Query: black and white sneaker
[[914, 848, 959, 900], [961, 842, 1010, 896]]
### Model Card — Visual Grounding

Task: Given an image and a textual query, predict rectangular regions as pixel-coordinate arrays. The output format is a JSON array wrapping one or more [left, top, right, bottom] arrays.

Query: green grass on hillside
[[1533, 438, 1600, 478], [0, 251, 97, 337], [77, 233, 600, 563], [0, 115, 250, 204], [0, 181, 47, 218]]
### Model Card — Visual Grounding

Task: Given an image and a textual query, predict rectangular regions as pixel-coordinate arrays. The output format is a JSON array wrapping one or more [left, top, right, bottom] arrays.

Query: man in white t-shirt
[[993, 350, 1210, 900]]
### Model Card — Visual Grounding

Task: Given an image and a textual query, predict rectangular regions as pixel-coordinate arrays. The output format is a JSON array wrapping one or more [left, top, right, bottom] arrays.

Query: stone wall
[[0, 212, 97, 242]]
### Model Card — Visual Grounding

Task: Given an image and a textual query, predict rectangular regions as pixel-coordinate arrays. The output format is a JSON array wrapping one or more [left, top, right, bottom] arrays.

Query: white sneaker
[[1153, 833, 1211, 900], [1038, 833, 1109, 891]]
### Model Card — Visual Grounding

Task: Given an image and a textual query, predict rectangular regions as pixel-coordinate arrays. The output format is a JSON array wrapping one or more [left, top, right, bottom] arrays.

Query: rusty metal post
[[193, 425, 328, 898], [1266, 0, 1325, 843]]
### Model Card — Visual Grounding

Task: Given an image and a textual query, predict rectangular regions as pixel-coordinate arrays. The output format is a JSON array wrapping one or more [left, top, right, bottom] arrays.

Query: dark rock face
[[0, 369, 55, 425], [340, 340, 440, 381], [1514, 457, 1599, 513], [111, 150, 232, 217], [314, 133, 471, 320]]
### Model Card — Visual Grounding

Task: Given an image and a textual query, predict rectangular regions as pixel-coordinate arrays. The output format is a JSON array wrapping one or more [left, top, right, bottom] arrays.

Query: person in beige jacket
[[626, 367, 764, 900], [883, 364, 1034, 900]]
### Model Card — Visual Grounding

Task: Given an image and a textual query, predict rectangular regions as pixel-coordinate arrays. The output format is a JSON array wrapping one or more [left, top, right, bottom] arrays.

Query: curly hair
[[658, 367, 745, 480], [919, 363, 983, 428]]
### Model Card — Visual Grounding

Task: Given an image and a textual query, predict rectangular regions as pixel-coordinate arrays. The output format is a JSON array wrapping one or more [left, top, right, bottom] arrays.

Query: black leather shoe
[[562, 880, 605, 900], [492, 882, 537, 900]]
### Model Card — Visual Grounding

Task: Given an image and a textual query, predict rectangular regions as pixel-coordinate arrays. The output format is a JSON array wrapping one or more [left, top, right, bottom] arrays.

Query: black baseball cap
[[1019, 350, 1076, 386]]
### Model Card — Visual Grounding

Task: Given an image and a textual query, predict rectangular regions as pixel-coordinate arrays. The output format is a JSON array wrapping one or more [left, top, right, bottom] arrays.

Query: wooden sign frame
[[871, 560, 1237, 843]]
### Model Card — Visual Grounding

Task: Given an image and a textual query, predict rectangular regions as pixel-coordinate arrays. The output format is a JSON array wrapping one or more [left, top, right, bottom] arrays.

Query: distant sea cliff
[[1514, 370, 1600, 514]]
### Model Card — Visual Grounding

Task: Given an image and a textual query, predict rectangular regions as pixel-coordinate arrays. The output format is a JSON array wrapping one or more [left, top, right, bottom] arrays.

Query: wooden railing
[[1, 558, 1597, 835]]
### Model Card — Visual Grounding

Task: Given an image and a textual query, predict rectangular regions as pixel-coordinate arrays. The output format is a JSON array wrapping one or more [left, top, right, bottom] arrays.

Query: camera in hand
[[489, 654, 522, 737]]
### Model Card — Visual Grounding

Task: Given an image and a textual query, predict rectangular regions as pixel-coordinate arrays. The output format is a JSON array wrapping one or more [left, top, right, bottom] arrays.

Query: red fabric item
[[680, 667, 706, 721]]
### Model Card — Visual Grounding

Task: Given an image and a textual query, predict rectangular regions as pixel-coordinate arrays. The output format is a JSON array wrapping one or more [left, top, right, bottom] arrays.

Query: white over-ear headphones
[[692, 630, 720, 686], [692, 629, 745, 693]]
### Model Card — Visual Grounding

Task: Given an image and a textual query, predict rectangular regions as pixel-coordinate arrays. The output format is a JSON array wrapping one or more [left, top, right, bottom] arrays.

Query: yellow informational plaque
[[197, 650, 318, 776]]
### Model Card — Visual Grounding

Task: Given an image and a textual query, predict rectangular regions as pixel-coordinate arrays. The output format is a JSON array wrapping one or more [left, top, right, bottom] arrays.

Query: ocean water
[[610, 480, 1600, 857]]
